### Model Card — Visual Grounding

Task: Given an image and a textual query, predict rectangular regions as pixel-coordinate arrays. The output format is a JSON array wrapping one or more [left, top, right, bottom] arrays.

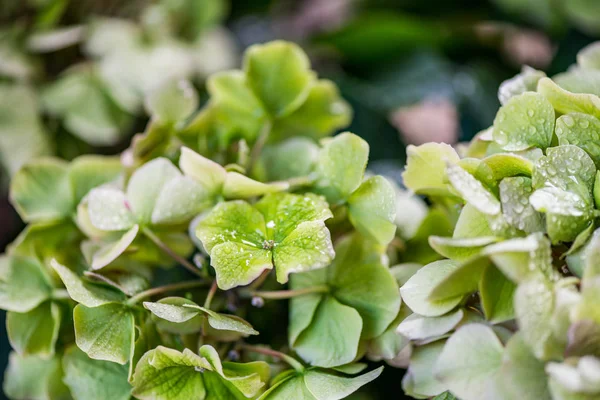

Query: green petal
[[347, 176, 397, 245], [10, 158, 73, 222], [74, 303, 135, 365], [3, 352, 69, 400], [273, 220, 335, 283], [196, 200, 266, 253], [258, 375, 313, 400], [126, 158, 180, 224], [396, 309, 464, 342], [294, 296, 362, 368], [481, 153, 534, 181], [144, 79, 198, 123], [498, 333, 551, 400], [257, 137, 320, 181], [0, 255, 53, 313], [151, 176, 211, 225], [256, 192, 332, 242], [427, 257, 490, 302], [303, 366, 383, 400], [402, 143, 460, 197], [244, 41, 314, 117], [314, 132, 369, 204], [578, 42, 600, 70], [533, 145, 596, 191], [208, 70, 266, 141], [289, 268, 327, 345], [222, 172, 289, 199], [87, 187, 136, 231], [429, 236, 500, 262], [91, 225, 140, 270], [210, 242, 273, 290], [271, 79, 352, 141], [63, 346, 131, 400], [52, 259, 126, 307], [402, 340, 448, 398], [446, 164, 501, 215], [68, 155, 123, 205], [179, 146, 227, 195], [144, 297, 204, 335], [498, 66, 546, 105], [498, 177, 544, 233], [185, 305, 259, 335], [328, 235, 400, 339], [556, 113, 600, 168], [400, 260, 464, 317], [7, 301, 61, 358], [479, 264, 516, 323], [492, 92, 554, 151], [434, 324, 504, 400], [537, 77, 600, 119]]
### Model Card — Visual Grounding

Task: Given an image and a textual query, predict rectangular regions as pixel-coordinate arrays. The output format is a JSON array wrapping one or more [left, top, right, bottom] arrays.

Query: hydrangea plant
[[399, 42, 600, 400], [0, 40, 405, 400]]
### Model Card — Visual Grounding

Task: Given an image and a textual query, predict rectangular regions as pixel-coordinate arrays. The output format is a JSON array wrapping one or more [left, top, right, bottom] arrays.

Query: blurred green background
[[1, 0, 599, 398]]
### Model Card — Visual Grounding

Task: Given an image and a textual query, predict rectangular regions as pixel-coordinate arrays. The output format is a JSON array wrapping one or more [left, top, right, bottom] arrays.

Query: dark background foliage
[[0, 0, 598, 398]]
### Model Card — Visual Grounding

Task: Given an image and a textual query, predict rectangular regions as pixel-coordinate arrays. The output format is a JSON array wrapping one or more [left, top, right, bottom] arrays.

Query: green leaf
[[481, 153, 534, 181], [179, 146, 227, 196], [434, 324, 504, 400], [10, 158, 73, 222], [396, 309, 464, 341], [556, 113, 600, 168], [74, 303, 135, 364], [314, 132, 369, 204], [492, 92, 554, 151], [132, 346, 269, 400], [3, 352, 70, 400], [498, 177, 544, 233], [533, 145, 596, 191], [402, 340, 448, 398], [368, 307, 411, 361], [144, 79, 198, 123], [126, 157, 181, 224], [289, 268, 327, 345], [498, 66, 546, 105], [63, 346, 131, 400], [402, 143, 460, 196], [479, 264, 516, 323], [68, 155, 123, 205], [90, 225, 140, 270], [87, 187, 136, 231], [446, 164, 501, 215], [347, 176, 397, 245], [293, 295, 363, 368], [0, 255, 53, 313], [537, 77, 600, 119], [428, 236, 500, 262], [271, 79, 352, 141], [244, 41, 314, 118], [51, 259, 126, 307], [498, 333, 551, 400], [453, 204, 496, 239], [400, 260, 464, 317], [7, 301, 61, 357], [578, 42, 600, 70], [195, 306, 259, 336]]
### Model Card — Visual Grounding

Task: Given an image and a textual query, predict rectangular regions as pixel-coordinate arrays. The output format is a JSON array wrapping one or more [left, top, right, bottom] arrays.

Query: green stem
[[250, 285, 329, 300], [247, 121, 272, 171], [203, 280, 218, 309], [241, 345, 304, 372], [281, 175, 314, 191], [142, 227, 203, 277], [126, 280, 208, 305]]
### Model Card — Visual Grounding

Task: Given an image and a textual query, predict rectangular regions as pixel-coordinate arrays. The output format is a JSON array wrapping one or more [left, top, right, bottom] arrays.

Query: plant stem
[[250, 285, 329, 300], [248, 121, 272, 171], [241, 345, 304, 372], [142, 227, 203, 277], [203, 280, 218, 309], [282, 175, 314, 191], [126, 280, 208, 305]]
